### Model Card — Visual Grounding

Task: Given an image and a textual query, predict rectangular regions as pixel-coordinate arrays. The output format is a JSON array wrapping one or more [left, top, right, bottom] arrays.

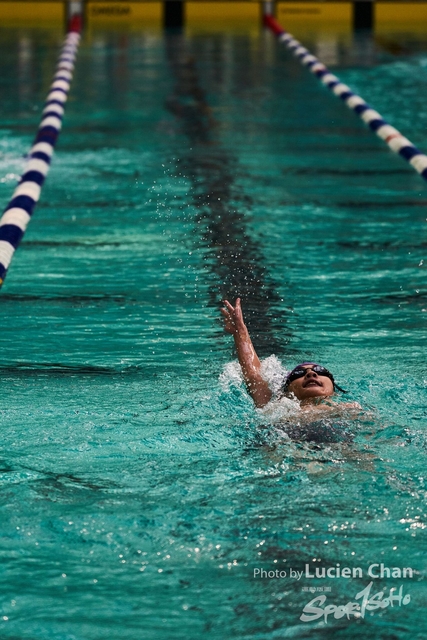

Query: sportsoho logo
[[299, 581, 410, 624], [253, 563, 414, 624]]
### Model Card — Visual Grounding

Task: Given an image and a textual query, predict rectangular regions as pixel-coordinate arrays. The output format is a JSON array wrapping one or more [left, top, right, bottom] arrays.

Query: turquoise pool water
[[0, 24, 426, 639]]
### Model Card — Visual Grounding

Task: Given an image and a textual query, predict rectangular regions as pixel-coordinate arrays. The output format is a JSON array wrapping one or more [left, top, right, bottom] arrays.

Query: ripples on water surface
[[0, 24, 426, 639]]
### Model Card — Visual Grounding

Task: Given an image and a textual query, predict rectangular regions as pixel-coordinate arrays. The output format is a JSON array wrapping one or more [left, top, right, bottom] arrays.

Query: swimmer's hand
[[220, 298, 246, 335]]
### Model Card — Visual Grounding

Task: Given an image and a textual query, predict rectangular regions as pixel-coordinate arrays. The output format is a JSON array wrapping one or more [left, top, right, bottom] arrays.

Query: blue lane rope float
[[0, 15, 82, 288], [264, 15, 427, 182]]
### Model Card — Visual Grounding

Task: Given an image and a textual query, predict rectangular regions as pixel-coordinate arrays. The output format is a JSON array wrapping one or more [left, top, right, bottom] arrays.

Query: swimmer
[[221, 298, 360, 413]]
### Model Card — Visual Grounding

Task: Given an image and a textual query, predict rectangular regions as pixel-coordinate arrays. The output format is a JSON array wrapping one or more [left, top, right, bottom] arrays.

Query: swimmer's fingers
[[221, 298, 246, 334], [223, 299, 235, 313], [234, 297, 244, 322], [220, 306, 236, 334], [220, 307, 233, 322], [232, 298, 247, 330]]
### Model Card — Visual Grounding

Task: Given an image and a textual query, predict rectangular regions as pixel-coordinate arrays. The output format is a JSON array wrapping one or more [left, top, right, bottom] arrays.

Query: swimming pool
[[0, 22, 426, 638]]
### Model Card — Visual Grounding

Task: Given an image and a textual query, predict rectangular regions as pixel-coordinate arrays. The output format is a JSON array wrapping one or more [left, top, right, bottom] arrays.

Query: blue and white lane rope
[[0, 15, 82, 288], [264, 15, 427, 182]]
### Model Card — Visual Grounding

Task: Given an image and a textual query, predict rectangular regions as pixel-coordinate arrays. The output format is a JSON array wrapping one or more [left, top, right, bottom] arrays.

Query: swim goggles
[[283, 364, 346, 393]]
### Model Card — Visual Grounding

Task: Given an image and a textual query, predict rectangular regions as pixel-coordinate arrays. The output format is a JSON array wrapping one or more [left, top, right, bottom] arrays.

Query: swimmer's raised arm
[[221, 298, 272, 408]]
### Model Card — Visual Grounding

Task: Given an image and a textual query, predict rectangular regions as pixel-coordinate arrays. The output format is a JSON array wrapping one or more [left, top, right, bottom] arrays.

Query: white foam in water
[[220, 355, 301, 421], [259, 355, 289, 396], [259, 396, 301, 423], [219, 359, 245, 390], [219, 354, 288, 393]]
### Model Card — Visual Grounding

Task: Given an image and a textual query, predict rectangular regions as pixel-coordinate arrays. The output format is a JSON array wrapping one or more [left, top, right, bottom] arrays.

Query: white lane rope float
[[0, 15, 82, 288], [264, 15, 427, 182]]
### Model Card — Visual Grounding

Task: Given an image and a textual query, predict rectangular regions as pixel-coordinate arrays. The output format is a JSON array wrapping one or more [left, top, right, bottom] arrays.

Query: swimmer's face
[[287, 364, 334, 401]]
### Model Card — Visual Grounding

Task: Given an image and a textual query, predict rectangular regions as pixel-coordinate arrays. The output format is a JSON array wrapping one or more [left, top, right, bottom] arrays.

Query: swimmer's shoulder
[[330, 401, 362, 410], [300, 399, 363, 418]]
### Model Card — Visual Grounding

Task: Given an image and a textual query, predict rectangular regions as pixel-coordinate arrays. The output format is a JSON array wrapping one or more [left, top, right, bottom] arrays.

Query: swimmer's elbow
[[254, 397, 271, 409], [243, 374, 272, 408], [251, 385, 273, 408]]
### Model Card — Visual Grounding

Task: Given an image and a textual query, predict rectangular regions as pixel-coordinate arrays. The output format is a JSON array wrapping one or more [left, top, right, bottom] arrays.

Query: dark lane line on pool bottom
[[0, 362, 116, 376], [0, 293, 131, 304], [164, 34, 290, 356]]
